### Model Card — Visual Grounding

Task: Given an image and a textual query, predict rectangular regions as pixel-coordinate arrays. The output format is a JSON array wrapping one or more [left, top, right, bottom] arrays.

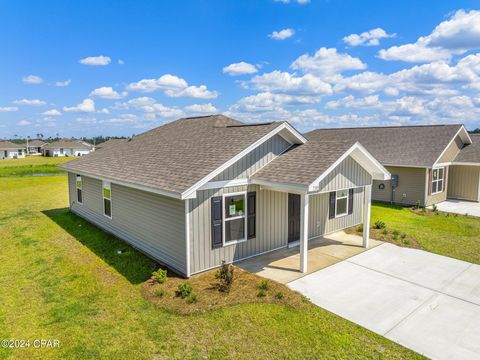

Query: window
[[18, 149, 23, 156], [223, 192, 246, 244], [76, 175, 83, 204], [103, 181, 112, 218], [60, 148, 64, 154], [335, 189, 349, 217], [432, 167, 444, 194]]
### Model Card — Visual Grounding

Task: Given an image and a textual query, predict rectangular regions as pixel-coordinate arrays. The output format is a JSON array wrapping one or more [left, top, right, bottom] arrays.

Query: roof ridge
[[309, 124, 463, 131]]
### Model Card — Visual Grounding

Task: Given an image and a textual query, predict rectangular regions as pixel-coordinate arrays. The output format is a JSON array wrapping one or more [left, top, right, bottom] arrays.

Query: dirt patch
[[142, 266, 311, 315], [346, 225, 422, 250]]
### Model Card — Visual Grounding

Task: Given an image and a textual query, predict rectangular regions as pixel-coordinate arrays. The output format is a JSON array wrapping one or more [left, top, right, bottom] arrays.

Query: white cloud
[[42, 109, 62, 116], [185, 103, 218, 113], [223, 62, 258, 76], [51, 79, 71, 87], [63, 98, 95, 113], [291, 47, 367, 80], [0, 106, 18, 112], [379, 10, 480, 63], [325, 95, 381, 109], [269, 28, 295, 40], [98, 108, 110, 114], [231, 92, 320, 113], [13, 99, 46, 106], [79, 55, 111, 66], [22, 75, 43, 84], [118, 97, 184, 118], [118, 59, 125, 65], [274, 0, 310, 4], [127, 74, 218, 99], [248, 71, 332, 95], [343, 28, 395, 47], [17, 120, 32, 126], [89, 86, 127, 99]]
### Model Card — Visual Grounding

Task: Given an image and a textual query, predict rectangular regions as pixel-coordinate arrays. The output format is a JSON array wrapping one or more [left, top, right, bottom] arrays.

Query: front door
[[288, 193, 301, 243]]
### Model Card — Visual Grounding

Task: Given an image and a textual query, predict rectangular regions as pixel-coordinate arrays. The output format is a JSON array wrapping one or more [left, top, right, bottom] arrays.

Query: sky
[[1, 0, 480, 139]]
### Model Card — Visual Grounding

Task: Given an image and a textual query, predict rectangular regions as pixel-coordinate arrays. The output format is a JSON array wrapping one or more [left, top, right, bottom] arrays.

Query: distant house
[[0, 141, 26, 159], [307, 124, 478, 205], [61, 115, 390, 277], [22, 140, 47, 154], [43, 140, 94, 157]]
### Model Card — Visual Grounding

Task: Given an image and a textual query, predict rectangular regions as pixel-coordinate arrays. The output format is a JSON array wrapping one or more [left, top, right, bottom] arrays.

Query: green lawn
[[371, 201, 480, 265], [0, 175, 422, 359], [0, 156, 73, 177]]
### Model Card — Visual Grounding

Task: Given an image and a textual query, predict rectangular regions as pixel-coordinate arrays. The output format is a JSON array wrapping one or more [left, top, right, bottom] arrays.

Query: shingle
[[61, 115, 284, 195], [0, 141, 25, 150], [306, 124, 463, 167], [43, 140, 93, 150], [454, 134, 480, 163]]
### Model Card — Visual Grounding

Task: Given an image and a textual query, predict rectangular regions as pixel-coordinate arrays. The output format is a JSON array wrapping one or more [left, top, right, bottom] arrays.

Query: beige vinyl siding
[[68, 173, 187, 275], [308, 187, 364, 238], [188, 185, 288, 274], [372, 166, 426, 206], [438, 136, 464, 163], [212, 134, 291, 181], [316, 156, 371, 192], [447, 165, 480, 202]]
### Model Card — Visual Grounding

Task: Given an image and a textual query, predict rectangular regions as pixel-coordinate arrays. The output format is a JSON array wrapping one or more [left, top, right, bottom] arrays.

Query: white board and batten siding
[[68, 173, 187, 275]]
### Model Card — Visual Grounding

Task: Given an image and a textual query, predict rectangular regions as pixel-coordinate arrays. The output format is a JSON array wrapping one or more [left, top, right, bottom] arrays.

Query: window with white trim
[[432, 167, 444, 194], [335, 189, 349, 217], [76, 175, 83, 204], [223, 192, 246, 244], [103, 181, 112, 218]]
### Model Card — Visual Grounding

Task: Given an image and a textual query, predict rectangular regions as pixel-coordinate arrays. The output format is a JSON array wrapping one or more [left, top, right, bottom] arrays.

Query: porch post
[[300, 193, 309, 273], [363, 184, 372, 248]]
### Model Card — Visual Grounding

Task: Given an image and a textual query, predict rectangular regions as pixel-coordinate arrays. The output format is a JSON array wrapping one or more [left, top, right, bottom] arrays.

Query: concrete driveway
[[289, 243, 480, 360], [432, 199, 480, 217]]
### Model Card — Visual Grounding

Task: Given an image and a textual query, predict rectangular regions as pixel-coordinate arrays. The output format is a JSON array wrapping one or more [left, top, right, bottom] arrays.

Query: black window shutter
[[211, 196, 223, 249], [329, 192, 336, 219], [348, 188, 354, 215], [247, 192, 256, 239]]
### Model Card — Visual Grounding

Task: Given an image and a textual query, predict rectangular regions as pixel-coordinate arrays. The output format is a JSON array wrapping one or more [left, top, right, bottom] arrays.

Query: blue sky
[[1, 0, 480, 138]]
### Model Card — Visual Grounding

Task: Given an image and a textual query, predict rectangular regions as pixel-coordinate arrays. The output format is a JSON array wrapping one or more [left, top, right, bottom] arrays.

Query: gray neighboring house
[[307, 125, 476, 206], [0, 141, 26, 159], [43, 140, 94, 157], [61, 115, 389, 277], [22, 140, 47, 154]]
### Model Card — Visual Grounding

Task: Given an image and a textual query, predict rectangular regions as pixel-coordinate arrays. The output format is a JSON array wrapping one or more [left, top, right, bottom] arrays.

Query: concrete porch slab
[[236, 231, 382, 284]]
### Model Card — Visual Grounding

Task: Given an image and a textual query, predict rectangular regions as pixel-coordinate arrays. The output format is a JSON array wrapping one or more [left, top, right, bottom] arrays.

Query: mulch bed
[[346, 225, 422, 250], [142, 266, 311, 315]]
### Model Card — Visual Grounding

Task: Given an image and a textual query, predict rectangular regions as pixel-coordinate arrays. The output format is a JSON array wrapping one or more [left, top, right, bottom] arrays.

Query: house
[[0, 141, 26, 159], [61, 115, 390, 277], [43, 140, 94, 157], [22, 140, 47, 154], [307, 125, 476, 206]]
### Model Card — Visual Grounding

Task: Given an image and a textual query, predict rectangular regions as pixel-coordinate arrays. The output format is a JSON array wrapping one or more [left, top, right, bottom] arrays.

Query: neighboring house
[[95, 138, 125, 150], [307, 124, 475, 206], [43, 140, 94, 157], [0, 141, 26, 159], [61, 115, 390, 277], [22, 140, 47, 154]]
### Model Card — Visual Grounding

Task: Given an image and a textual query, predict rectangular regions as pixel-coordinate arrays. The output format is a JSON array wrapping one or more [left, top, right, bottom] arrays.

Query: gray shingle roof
[[306, 124, 463, 167], [96, 139, 125, 150], [0, 141, 25, 150], [252, 140, 357, 187], [61, 115, 286, 195], [25, 140, 47, 147], [454, 134, 480, 164], [43, 140, 93, 150]]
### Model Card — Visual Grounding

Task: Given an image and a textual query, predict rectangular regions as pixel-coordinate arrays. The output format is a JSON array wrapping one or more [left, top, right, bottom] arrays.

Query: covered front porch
[[237, 231, 382, 284]]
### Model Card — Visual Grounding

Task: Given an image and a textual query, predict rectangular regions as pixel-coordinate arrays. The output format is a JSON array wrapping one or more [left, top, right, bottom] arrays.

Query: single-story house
[[0, 141, 26, 159], [61, 115, 390, 277], [307, 125, 477, 206], [43, 140, 94, 157], [21, 140, 47, 154]]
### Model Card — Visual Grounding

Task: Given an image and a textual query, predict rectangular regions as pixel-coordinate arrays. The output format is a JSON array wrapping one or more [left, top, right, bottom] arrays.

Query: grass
[[0, 156, 73, 177], [369, 201, 480, 264], [0, 175, 423, 359]]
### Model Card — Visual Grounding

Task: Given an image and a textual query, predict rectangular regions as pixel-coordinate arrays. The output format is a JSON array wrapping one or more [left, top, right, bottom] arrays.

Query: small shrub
[[400, 233, 407, 239], [257, 289, 266, 297], [392, 229, 400, 236], [275, 292, 284, 300], [176, 283, 193, 298], [382, 228, 388, 235], [402, 238, 410, 245], [259, 279, 269, 290], [421, 207, 426, 213], [432, 204, 438, 212], [392, 234, 398, 241], [357, 224, 364, 232], [186, 294, 198, 304], [215, 261, 234, 292], [155, 288, 165, 297], [374, 220, 386, 229], [415, 200, 421, 210], [301, 295, 310, 303], [152, 269, 167, 284]]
